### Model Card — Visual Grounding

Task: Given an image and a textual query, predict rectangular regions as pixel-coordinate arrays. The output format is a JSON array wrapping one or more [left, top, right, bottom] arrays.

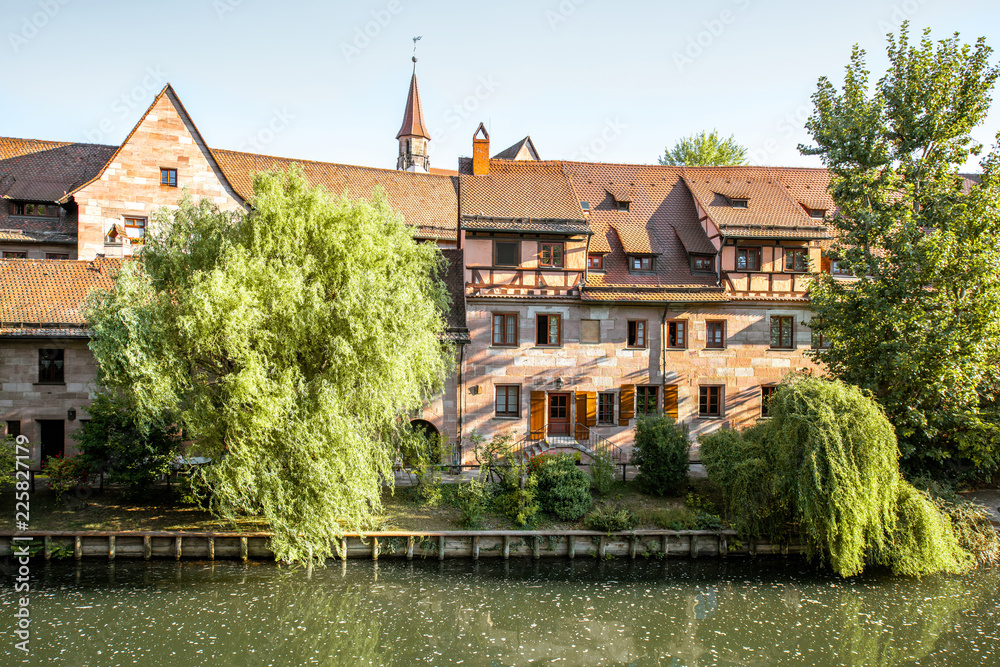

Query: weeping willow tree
[[703, 375, 982, 577], [84, 168, 453, 563]]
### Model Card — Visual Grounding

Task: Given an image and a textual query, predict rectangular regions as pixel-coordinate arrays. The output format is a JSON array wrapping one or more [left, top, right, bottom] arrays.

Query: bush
[[493, 474, 538, 527], [0, 436, 17, 489], [584, 505, 637, 533], [43, 455, 89, 502], [589, 450, 616, 497], [486, 435, 538, 527], [633, 415, 690, 496], [534, 453, 592, 521], [454, 477, 489, 529]]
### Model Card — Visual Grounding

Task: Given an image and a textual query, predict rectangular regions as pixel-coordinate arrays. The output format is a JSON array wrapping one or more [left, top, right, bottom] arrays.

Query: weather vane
[[412, 36, 422, 66]]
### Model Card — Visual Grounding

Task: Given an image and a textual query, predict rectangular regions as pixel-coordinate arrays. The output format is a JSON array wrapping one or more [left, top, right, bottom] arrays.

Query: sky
[[1, 0, 999, 172]]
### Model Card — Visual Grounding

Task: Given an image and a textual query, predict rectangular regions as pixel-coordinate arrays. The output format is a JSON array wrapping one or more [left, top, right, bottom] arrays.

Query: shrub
[[584, 505, 637, 533], [454, 476, 489, 529], [43, 455, 89, 502], [534, 453, 592, 521], [493, 474, 538, 527], [639, 506, 696, 530], [1, 436, 17, 489], [487, 436, 538, 527], [632, 415, 690, 496], [589, 450, 616, 497]]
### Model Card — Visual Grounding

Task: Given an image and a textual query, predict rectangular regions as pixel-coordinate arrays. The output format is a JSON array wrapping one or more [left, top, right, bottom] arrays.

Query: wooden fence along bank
[[2, 530, 805, 561]]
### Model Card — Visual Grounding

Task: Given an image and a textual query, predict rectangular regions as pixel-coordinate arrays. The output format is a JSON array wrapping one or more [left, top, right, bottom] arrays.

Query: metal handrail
[[513, 423, 628, 464]]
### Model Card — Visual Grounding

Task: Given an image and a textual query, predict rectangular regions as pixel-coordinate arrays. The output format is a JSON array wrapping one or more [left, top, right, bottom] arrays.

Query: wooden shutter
[[664, 385, 679, 422], [619, 384, 635, 426], [530, 391, 546, 439], [575, 393, 588, 440], [820, 253, 832, 274], [585, 391, 597, 426]]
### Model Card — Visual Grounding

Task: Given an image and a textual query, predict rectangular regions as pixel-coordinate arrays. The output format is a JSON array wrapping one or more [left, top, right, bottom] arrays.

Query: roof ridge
[[214, 147, 456, 181], [0, 136, 117, 150]]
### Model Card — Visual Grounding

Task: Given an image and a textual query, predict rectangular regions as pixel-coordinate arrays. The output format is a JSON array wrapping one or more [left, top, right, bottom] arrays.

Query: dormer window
[[580, 201, 590, 212], [614, 200, 630, 212], [630, 256, 653, 272], [736, 247, 761, 271], [691, 254, 714, 272], [729, 198, 748, 209], [13, 202, 59, 217], [587, 254, 604, 270], [808, 208, 826, 219]]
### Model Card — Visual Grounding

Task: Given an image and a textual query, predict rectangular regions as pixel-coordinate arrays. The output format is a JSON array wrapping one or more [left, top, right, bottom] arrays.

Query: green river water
[[1, 558, 998, 665]]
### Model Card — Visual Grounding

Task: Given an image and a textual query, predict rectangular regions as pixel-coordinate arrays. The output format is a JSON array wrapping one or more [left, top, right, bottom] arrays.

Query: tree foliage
[[72, 392, 182, 497], [84, 168, 453, 563], [801, 24, 1000, 478], [658, 129, 747, 166], [533, 453, 592, 521], [632, 415, 690, 496]]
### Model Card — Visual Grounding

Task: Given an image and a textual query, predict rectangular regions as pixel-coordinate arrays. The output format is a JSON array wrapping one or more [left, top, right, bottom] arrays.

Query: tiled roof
[[581, 288, 728, 303], [461, 217, 591, 235], [0, 258, 120, 325], [396, 73, 431, 140], [0, 228, 74, 244], [673, 222, 716, 255], [459, 159, 587, 224], [492, 136, 539, 161], [0, 327, 90, 338], [212, 149, 459, 241], [682, 166, 831, 240], [561, 162, 718, 291]]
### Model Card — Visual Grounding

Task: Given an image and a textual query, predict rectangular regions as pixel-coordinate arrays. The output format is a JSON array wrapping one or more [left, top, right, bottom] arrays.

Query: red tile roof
[[396, 73, 431, 140], [459, 159, 586, 223], [0, 258, 120, 327]]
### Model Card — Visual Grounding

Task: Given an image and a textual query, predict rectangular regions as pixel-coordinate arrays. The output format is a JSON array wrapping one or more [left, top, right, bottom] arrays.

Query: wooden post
[[568, 535, 575, 560], [208, 537, 215, 561], [43, 536, 51, 561], [629, 534, 637, 559], [240, 537, 248, 562], [341, 538, 348, 561], [175, 536, 182, 560], [662, 534, 669, 557], [690, 535, 697, 559], [108, 536, 115, 561], [472, 536, 479, 560], [532, 535, 540, 560], [74, 535, 81, 560], [720, 534, 728, 558], [749, 538, 756, 556], [372, 538, 379, 561], [406, 536, 414, 560], [438, 535, 445, 561], [502, 535, 510, 560], [598, 535, 606, 559], [144, 536, 151, 560]]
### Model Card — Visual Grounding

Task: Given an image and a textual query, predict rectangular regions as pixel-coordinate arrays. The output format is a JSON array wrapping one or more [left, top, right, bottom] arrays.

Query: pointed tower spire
[[396, 37, 430, 172]]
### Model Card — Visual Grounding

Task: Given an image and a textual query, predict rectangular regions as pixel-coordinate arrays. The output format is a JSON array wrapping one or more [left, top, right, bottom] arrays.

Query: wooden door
[[39, 420, 64, 465], [664, 385, 679, 422], [547, 393, 570, 436]]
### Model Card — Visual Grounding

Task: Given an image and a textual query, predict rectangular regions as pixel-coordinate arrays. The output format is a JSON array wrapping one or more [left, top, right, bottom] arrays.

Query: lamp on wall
[[67, 407, 76, 421], [554, 377, 564, 390]]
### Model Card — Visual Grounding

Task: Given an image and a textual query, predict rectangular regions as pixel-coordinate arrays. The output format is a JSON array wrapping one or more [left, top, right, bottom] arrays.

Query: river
[[2, 558, 998, 665]]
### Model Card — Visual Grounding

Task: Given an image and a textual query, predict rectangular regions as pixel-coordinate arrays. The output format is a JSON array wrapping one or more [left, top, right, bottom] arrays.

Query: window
[[539, 243, 564, 267], [831, 261, 852, 276], [5, 421, 20, 438], [785, 248, 808, 272], [495, 385, 520, 417], [492, 313, 518, 346], [730, 198, 749, 208], [124, 217, 146, 229], [810, 320, 831, 349], [598, 393, 615, 425], [761, 386, 777, 418], [630, 256, 652, 272], [45, 253, 69, 260], [13, 202, 59, 217], [808, 208, 826, 219], [637, 386, 658, 416], [581, 319, 601, 344], [160, 168, 178, 187], [580, 201, 590, 211], [38, 348, 64, 383], [699, 386, 723, 417], [705, 321, 725, 349], [692, 255, 714, 272], [667, 320, 687, 349], [587, 254, 604, 270], [495, 241, 519, 267], [736, 247, 761, 271], [614, 200, 630, 212], [627, 320, 647, 348], [3, 251, 26, 259], [770, 316, 794, 349], [536, 314, 561, 346]]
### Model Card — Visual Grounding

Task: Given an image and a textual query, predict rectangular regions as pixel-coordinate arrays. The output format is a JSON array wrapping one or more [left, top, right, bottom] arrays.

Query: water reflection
[[1, 558, 997, 665]]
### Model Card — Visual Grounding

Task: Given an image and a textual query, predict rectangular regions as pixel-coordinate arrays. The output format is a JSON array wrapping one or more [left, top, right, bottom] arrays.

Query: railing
[[513, 423, 629, 464]]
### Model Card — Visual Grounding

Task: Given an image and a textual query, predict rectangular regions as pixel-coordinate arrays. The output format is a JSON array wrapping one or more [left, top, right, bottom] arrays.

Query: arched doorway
[[409, 419, 442, 464]]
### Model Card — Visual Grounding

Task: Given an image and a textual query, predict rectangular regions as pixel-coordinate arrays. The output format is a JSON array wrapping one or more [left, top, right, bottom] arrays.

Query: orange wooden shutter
[[575, 393, 588, 440], [585, 391, 597, 427], [664, 385, 679, 422], [820, 253, 832, 273], [530, 391, 546, 438], [619, 384, 635, 426]]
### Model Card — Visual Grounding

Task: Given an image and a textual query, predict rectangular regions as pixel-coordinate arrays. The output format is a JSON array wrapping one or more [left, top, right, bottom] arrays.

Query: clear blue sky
[[2, 0, 998, 171]]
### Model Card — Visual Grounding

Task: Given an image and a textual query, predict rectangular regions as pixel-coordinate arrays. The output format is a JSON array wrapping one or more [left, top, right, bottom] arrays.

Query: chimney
[[472, 122, 490, 176]]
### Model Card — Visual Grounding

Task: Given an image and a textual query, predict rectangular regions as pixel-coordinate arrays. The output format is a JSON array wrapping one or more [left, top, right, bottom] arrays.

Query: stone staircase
[[513, 425, 628, 463]]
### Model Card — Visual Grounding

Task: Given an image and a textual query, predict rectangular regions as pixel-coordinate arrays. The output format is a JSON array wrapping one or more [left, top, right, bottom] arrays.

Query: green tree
[[801, 23, 1000, 478], [658, 129, 747, 166], [84, 168, 453, 563], [72, 392, 182, 497]]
